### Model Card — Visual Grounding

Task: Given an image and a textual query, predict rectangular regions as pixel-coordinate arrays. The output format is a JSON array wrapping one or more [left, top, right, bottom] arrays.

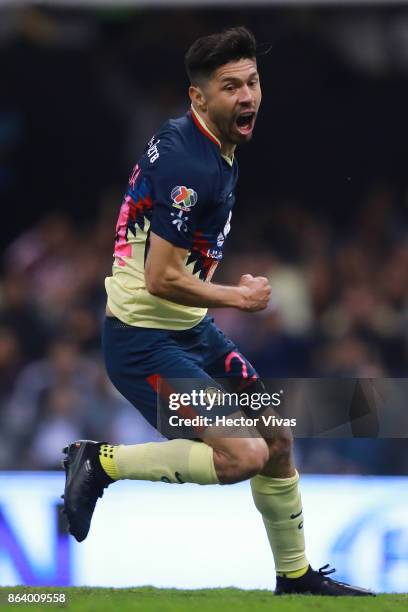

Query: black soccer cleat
[[61, 440, 113, 543], [275, 564, 376, 596]]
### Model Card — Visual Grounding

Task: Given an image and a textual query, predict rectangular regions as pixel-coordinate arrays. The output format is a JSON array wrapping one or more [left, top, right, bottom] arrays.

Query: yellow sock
[[277, 565, 309, 579], [99, 440, 219, 485], [99, 444, 120, 480], [251, 471, 308, 575]]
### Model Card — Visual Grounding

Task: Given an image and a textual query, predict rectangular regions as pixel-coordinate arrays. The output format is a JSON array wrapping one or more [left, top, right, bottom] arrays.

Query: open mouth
[[235, 111, 256, 135]]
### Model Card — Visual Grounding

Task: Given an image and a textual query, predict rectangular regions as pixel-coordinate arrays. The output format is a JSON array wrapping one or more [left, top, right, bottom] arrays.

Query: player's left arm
[[144, 148, 270, 310]]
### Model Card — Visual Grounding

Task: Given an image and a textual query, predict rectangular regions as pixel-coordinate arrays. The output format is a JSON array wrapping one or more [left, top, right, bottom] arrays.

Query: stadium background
[[0, 0, 407, 592]]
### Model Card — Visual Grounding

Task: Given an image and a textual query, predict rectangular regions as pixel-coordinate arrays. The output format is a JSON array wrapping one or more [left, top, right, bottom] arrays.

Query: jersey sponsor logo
[[171, 186, 198, 212], [146, 136, 160, 163], [170, 210, 189, 233], [217, 211, 232, 247], [206, 248, 223, 260]]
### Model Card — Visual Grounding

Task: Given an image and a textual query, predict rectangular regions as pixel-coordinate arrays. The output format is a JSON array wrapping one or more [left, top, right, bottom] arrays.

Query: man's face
[[201, 58, 262, 145]]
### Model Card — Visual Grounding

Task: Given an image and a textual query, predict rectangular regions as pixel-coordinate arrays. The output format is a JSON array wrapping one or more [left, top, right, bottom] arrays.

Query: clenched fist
[[238, 274, 272, 312]]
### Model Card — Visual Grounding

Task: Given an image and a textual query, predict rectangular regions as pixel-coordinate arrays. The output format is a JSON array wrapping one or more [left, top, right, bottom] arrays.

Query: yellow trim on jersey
[[105, 216, 207, 330], [190, 105, 234, 167]]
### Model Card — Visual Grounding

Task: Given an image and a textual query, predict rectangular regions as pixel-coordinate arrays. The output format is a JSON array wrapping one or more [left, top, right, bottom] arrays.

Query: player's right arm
[[145, 232, 271, 312]]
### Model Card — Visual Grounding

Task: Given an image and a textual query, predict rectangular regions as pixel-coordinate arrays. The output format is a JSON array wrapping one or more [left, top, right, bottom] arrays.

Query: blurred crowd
[[0, 207, 165, 471], [0, 5, 407, 473], [0, 184, 407, 474]]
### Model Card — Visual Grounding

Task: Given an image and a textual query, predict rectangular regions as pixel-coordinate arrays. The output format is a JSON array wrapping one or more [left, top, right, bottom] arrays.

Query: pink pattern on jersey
[[114, 188, 153, 267], [114, 195, 133, 266], [225, 351, 248, 377], [224, 351, 258, 391], [186, 230, 217, 280]]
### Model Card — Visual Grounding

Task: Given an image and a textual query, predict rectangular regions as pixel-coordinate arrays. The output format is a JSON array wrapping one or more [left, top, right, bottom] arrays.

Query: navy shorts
[[102, 314, 260, 431]]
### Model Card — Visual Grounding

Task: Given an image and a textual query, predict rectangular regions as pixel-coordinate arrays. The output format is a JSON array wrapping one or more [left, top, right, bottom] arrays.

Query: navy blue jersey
[[105, 107, 239, 330]]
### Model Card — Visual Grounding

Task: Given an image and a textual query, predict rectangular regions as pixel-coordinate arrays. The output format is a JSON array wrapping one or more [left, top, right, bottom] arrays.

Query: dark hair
[[185, 27, 257, 84]]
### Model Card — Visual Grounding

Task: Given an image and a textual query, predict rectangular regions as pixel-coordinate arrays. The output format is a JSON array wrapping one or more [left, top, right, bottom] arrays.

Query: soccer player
[[62, 27, 373, 596]]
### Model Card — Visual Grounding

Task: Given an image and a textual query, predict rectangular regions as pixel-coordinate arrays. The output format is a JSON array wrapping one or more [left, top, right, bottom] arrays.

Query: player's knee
[[241, 438, 270, 478], [214, 438, 269, 484]]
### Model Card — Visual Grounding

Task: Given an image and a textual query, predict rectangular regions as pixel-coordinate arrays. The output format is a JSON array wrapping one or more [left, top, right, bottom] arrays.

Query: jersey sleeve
[[147, 152, 211, 249]]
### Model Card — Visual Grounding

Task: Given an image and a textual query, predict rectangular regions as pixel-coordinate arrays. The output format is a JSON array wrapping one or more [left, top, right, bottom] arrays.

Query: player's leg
[[61, 316, 269, 541], [102, 317, 268, 484], [98, 316, 268, 485], [206, 341, 375, 595], [250, 414, 309, 577], [97, 421, 269, 485], [206, 347, 308, 578]]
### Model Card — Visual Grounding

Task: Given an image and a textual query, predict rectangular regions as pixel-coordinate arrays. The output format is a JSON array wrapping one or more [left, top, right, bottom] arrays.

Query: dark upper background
[[0, 4, 407, 473], [1, 5, 408, 244]]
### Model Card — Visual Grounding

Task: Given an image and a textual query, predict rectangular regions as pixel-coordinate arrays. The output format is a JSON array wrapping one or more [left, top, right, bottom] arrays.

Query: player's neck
[[192, 106, 236, 160], [220, 140, 236, 159]]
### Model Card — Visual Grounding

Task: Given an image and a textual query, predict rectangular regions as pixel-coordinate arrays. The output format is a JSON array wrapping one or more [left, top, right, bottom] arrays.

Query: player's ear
[[189, 84, 208, 113]]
